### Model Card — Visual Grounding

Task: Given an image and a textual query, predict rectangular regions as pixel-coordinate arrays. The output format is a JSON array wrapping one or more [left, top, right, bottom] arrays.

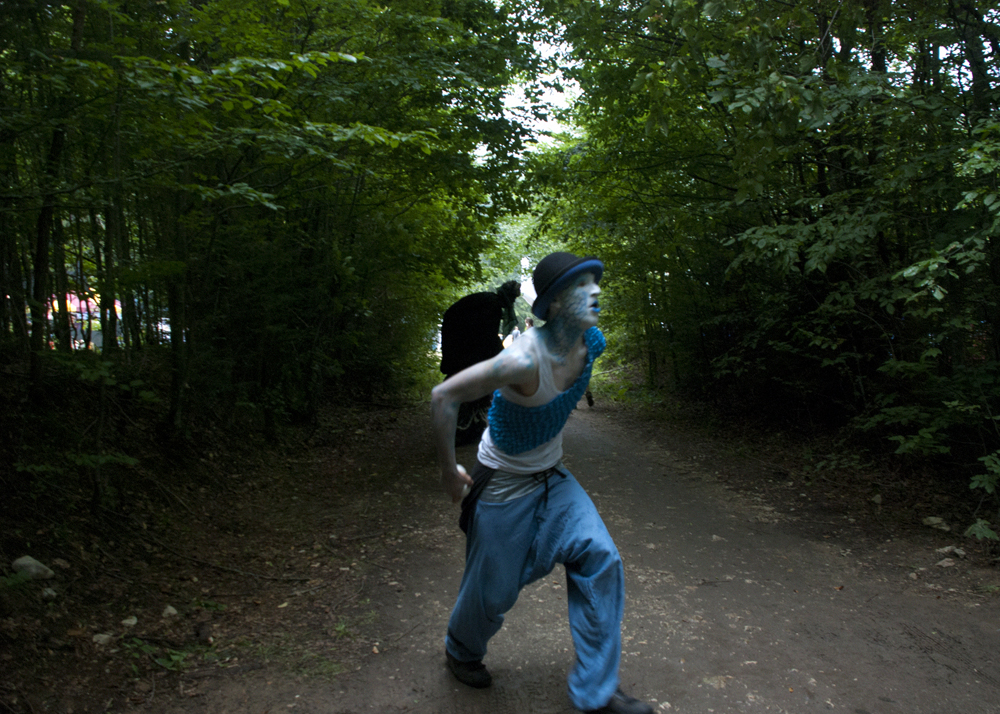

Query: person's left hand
[[443, 464, 473, 503]]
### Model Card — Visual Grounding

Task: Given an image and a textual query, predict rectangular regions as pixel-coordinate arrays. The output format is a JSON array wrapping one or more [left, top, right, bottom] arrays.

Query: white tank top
[[477, 332, 563, 473]]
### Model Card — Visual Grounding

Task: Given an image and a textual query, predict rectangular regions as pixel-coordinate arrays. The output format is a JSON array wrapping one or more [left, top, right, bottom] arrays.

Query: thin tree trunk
[[949, 1, 994, 122], [0, 161, 18, 348], [73, 212, 88, 349], [88, 208, 103, 350], [101, 203, 119, 353], [28, 0, 86, 378], [0, 206, 23, 349], [53, 215, 71, 352], [29, 127, 66, 386], [137, 213, 156, 345], [163, 194, 190, 433]]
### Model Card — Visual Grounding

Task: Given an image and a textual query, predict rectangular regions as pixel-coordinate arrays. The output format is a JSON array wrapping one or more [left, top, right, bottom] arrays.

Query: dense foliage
[[0, 0, 557, 512], [528, 0, 1000, 535], [4, 0, 999, 538], [0, 0, 550, 415]]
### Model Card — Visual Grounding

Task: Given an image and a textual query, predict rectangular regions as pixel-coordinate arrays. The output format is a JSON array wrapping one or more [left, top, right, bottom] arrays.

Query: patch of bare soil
[[2, 397, 998, 714], [1, 403, 440, 713], [605, 398, 1000, 597]]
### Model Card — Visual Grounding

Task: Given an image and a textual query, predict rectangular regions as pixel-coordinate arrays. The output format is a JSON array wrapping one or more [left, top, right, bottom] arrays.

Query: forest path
[[141, 401, 1000, 714]]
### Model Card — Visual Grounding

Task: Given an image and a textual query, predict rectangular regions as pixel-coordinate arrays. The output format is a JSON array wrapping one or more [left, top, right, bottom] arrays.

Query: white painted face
[[552, 272, 601, 328]]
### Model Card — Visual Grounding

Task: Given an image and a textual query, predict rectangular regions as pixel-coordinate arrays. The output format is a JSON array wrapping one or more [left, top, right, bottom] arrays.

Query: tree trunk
[[53, 215, 72, 352], [88, 208, 103, 351], [163, 194, 191, 433], [949, 1, 995, 122], [865, 0, 887, 74], [0, 204, 27, 350], [0, 157, 19, 350], [101, 203, 119, 353], [29, 127, 66, 386]]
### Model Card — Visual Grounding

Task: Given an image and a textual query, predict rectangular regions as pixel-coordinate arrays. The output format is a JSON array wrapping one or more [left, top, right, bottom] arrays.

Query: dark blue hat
[[531, 252, 604, 319]]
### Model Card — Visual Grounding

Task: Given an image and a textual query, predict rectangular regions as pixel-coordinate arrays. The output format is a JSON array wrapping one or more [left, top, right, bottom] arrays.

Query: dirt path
[[10, 401, 999, 713], [116, 401, 1000, 714]]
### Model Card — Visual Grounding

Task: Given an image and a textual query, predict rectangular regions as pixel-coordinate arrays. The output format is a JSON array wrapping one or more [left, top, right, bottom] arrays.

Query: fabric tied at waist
[[459, 462, 568, 534]]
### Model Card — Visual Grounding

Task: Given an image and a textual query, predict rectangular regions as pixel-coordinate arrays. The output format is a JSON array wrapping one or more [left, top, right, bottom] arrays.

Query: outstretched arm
[[430, 345, 536, 502]]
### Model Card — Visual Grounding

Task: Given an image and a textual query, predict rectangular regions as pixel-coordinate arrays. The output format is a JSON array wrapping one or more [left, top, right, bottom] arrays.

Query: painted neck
[[540, 311, 587, 359]]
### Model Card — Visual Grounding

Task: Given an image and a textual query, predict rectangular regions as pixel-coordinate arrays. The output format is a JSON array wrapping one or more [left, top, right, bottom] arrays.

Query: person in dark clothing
[[440, 280, 521, 445]]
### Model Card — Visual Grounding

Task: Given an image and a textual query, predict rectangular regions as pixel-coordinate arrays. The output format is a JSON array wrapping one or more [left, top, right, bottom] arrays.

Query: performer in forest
[[439, 279, 521, 445], [430, 252, 653, 714]]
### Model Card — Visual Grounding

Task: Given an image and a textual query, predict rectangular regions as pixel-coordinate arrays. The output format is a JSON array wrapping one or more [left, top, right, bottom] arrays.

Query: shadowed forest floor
[[2, 397, 999, 713]]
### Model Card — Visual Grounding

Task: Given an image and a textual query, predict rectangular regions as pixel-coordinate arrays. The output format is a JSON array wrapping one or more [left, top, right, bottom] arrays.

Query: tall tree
[[530, 0, 1000, 528], [1, 0, 546, 430]]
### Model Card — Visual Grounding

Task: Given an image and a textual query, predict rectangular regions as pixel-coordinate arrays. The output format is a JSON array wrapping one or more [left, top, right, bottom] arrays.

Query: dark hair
[[496, 280, 521, 307]]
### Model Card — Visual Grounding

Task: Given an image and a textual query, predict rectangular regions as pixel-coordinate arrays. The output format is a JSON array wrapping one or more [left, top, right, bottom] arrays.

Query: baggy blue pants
[[445, 470, 624, 710]]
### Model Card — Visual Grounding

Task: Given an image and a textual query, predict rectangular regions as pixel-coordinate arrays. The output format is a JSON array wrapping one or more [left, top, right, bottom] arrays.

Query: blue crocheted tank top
[[487, 327, 605, 455]]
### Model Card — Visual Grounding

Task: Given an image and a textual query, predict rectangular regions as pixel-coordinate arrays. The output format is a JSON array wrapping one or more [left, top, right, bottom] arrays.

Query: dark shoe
[[586, 390, 595, 407], [584, 688, 653, 714], [446, 651, 492, 688]]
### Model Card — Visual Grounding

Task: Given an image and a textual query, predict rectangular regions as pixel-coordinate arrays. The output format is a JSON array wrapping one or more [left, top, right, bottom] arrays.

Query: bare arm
[[430, 343, 536, 502]]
